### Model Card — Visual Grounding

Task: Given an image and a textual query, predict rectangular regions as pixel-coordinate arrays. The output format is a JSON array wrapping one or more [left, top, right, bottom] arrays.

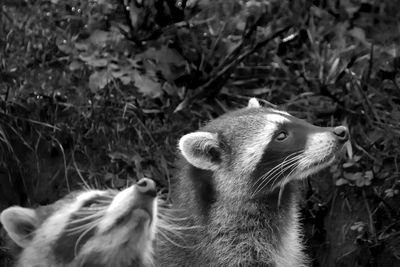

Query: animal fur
[[0, 178, 158, 267], [156, 98, 348, 267]]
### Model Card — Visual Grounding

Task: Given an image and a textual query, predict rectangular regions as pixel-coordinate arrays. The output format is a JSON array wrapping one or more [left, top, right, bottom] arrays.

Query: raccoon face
[[0, 178, 158, 266], [179, 98, 348, 197]]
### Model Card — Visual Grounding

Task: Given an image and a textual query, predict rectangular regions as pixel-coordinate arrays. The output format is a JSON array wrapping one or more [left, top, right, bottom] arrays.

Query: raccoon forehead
[[205, 109, 290, 132], [206, 113, 291, 143]]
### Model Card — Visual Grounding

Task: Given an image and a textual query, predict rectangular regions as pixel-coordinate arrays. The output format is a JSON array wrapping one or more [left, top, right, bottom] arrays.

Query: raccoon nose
[[333, 126, 349, 142], [136, 178, 157, 197]]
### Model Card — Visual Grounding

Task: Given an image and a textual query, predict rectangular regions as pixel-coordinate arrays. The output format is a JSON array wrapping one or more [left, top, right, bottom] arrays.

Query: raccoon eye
[[275, 131, 288, 141], [82, 199, 100, 208]]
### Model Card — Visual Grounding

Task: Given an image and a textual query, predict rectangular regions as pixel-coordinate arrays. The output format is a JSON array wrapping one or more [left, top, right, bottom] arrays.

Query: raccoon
[[0, 178, 158, 267], [156, 98, 349, 267]]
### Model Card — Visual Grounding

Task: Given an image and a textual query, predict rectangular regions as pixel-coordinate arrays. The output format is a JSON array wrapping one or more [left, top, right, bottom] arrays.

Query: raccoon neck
[[158, 165, 305, 267]]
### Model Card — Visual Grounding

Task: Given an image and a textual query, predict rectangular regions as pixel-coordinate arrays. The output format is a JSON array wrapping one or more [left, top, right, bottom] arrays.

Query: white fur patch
[[98, 186, 135, 233], [298, 132, 336, 169], [76, 190, 105, 202], [265, 113, 290, 124], [287, 132, 337, 183], [247, 98, 261, 108], [270, 108, 290, 116], [273, 204, 307, 267], [82, 185, 157, 266]]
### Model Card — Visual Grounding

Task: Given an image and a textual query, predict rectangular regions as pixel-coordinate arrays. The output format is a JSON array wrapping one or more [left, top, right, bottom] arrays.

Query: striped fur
[[1, 179, 158, 267], [156, 98, 348, 266]]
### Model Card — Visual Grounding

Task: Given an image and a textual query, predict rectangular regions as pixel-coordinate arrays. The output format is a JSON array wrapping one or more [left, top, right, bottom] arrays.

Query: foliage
[[1, 0, 400, 266]]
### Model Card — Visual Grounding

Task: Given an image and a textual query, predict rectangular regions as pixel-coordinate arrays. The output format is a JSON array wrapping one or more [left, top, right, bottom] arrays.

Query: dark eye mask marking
[[251, 122, 309, 193], [81, 194, 113, 208], [52, 194, 111, 263]]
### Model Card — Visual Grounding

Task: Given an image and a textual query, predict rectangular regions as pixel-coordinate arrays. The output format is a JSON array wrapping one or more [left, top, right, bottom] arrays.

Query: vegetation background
[[0, 0, 399, 266]]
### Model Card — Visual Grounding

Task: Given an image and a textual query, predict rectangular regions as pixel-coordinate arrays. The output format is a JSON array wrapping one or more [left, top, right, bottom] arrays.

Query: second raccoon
[[1, 178, 158, 267]]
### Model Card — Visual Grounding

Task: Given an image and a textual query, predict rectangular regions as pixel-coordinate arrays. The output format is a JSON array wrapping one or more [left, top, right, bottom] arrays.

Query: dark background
[[0, 0, 399, 266]]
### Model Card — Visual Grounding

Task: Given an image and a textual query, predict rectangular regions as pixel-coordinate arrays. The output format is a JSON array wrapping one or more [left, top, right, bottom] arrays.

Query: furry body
[[1, 178, 158, 267], [156, 98, 348, 267]]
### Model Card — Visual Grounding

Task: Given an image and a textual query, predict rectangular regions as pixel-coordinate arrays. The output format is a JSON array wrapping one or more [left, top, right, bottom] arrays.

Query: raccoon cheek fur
[[156, 98, 348, 267]]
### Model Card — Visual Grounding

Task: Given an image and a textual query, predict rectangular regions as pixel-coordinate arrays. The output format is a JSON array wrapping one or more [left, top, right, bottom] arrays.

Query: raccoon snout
[[136, 178, 157, 197]]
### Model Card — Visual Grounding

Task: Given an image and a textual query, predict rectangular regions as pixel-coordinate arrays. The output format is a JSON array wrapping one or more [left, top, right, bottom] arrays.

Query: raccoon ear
[[247, 98, 261, 108], [0, 207, 39, 248], [179, 132, 221, 170]]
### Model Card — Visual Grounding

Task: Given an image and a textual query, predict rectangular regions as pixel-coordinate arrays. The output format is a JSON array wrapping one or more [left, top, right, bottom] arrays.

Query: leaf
[[89, 70, 111, 93], [74, 42, 90, 52], [89, 29, 123, 47], [364, 171, 374, 181], [326, 57, 340, 83], [174, 97, 189, 112], [133, 72, 163, 98], [57, 39, 73, 54], [350, 221, 365, 232], [336, 178, 348, 186], [79, 54, 108, 67], [343, 162, 355, 168], [348, 27, 371, 47], [136, 46, 185, 82], [69, 60, 83, 71], [343, 171, 362, 181], [384, 189, 399, 198]]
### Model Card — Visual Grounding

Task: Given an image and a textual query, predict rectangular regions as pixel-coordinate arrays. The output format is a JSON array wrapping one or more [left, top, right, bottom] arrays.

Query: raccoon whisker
[[252, 154, 300, 194], [157, 213, 194, 222], [157, 207, 187, 212], [259, 160, 300, 196], [257, 151, 304, 184], [157, 225, 188, 240], [157, 229, 198, 249], [157, 218, 203, 231], [86, 199, 114, 204], [74, 223, 99, 257], [255, 157, 301, 196], [66, 222, 102, 234], [297, 151, 328, 172], [68, 219, 103, 229], [66, 219, 104, 234], [277, 162, 300, 207], [67, 213, 105, 227], [265, 155, 304, 186], [157, 218, 203, 241], [158, 222, 203, 231], [74, 208, 107, 214], [69, 211, 105, 221], [77, 206, 109, 211], [252, 153, 304, 196], [269, 156, 302, 187], [252, 160, 299, 197]]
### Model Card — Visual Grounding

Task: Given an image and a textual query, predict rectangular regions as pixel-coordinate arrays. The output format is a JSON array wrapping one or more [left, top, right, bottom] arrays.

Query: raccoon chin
[[295, 155, 336, 181]]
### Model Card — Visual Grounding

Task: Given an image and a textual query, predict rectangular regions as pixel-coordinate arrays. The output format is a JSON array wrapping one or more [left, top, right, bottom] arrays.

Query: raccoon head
[[179, 98, 348, 200], [0, 178, 158, 267]]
